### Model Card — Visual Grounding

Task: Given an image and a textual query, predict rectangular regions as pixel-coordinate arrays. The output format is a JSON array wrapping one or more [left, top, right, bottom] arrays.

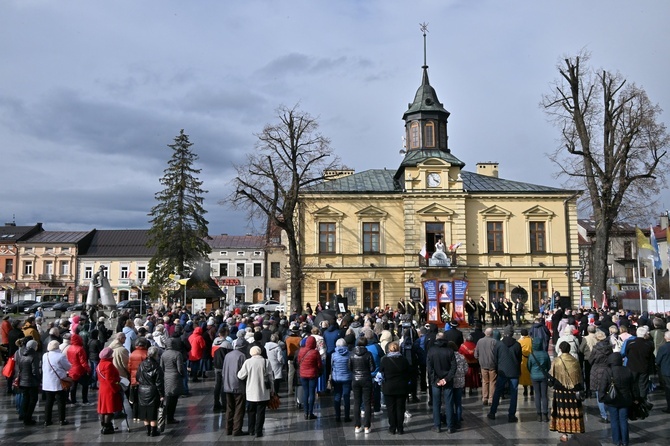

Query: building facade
[[208, 235, 267, 305], [297, 57, 581, 319], [0, 222, 44, 302]]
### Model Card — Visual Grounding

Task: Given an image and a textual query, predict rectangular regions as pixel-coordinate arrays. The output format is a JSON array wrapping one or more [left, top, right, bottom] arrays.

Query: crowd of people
[[1, 299, 670, 445]]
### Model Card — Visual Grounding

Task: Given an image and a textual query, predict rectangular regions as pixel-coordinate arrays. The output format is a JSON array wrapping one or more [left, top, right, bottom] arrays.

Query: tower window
[[410, 122, 420, 149], [425, 122, 435, 147]]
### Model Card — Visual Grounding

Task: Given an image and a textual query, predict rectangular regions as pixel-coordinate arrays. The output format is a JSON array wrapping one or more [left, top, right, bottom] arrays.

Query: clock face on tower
[[427, 172, 441, 187]]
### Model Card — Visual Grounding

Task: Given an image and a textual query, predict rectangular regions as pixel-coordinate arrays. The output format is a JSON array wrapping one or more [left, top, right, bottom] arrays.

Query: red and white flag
[[592, 298, 598, 310], [602, 291, 608, 309], [419, 245, 428, 259]]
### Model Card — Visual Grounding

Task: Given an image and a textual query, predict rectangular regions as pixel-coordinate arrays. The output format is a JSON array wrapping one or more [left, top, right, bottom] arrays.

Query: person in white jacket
[[42, 340, 72, 426], [237, 346, 274, 438], [264, 333, 285, 394]]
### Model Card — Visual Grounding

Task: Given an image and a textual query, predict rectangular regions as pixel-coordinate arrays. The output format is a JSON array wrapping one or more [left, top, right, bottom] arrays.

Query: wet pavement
[[1, 376, 669, 445]]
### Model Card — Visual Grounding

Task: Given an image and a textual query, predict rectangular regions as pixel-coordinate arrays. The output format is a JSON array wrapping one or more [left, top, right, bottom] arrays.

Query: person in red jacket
[[297, 336, 322, 420], [66, 333, 91, 405], [188, 326, 206, 382], [97, 347, 123, 434], [128, 338, 149, 420]]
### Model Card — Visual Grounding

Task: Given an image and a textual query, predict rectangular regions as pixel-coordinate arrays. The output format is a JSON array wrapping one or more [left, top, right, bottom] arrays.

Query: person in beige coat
[[108, 332, 130, 379], [237, 346, 274, 438]]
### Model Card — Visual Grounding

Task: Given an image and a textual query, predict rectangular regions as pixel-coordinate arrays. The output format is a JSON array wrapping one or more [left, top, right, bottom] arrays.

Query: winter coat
[[212, 339, 233, 370], [188, 327, 206, 361], [87, 338, 104, 362], [297, 336, 322, 379], [109, 339, 130, 379], [348, 345, 375, 383], [499, 336, 522, 378], [159, 338, 185, 397], [137, 357, 165, 408], [365, 339, 384, 377], [265, 341, 285, 379], [22, 321, 41, 348], [623, 337, 655, 374], [331, 345, 353, 382], [128, 346, 148, 386], [597, 353, 636, 408], [474, 335, 497, 370], [656, 341, 670, 376], [66, 334, 90, 381], [222, 348, 247, 394], [453, 351, 468, 389], [379, 352, 410, 395], [589, 340, 613, 391], [97, 358, 123, 414], [426, 339, 457, 387], [237, 356, 274, 402], [122, 326, 137, 352], [527, 338, 551, 382], [519, 335, 532, 386], [17, 347, 41, 387], [556, 333, 580, 360], [323, 325, 341, 354], [42, 349, 72, 392]]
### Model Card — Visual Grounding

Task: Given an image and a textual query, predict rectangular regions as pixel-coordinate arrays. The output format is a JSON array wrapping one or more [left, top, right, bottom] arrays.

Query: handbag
[[157, 403, 166, 432], [2, 356, 15, 378], [268, 392, 281, 410]]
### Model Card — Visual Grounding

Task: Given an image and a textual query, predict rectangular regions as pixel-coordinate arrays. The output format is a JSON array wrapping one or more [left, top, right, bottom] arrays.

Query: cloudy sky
[[2, 0, 669, 236]]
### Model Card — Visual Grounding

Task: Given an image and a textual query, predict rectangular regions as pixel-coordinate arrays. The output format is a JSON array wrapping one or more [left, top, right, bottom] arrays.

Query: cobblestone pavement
[[1, 376, 669, 445]]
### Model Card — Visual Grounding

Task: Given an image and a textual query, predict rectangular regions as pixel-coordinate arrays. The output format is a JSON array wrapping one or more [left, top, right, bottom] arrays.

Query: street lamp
[[137, 278, 145, 315]]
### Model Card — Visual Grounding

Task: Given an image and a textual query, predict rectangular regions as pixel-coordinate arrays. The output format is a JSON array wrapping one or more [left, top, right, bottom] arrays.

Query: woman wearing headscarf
[[598, 352, 636, 446], [237, 345, 274, 437], [97, 347, 123, 434], [527, 337, 551, 422], [136, 346, 165, 437], [42, 339, 71, 426], [17, 340, 41, 425], [589, 329, 613, 424], [66, 333, 91, 405], [378, 341, 409, 434], [550, 341, 585, 441], [159, 337, 185, 424]]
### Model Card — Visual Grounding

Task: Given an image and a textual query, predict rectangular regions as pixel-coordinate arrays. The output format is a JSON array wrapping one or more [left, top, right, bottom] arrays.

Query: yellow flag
[[177, 278, 190, 286], [636, 227, 654, 252]]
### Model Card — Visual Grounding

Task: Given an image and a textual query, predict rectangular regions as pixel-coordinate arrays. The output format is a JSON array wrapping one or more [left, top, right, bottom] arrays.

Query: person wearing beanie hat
[[212, 328, 233, 411], [18, 338, 41, 425], [237, 342, 274, 437], [96, 346, 122, 434], [223, 336, 249, 436], [42, 336, 72, 426]]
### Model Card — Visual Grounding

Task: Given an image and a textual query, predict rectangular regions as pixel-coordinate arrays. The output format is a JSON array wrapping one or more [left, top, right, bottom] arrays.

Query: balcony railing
[[38, 274, 53, 282]]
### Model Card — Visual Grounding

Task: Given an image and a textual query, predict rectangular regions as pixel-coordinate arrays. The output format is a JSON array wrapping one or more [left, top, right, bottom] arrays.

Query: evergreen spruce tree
[[147, 129, 211, 299]]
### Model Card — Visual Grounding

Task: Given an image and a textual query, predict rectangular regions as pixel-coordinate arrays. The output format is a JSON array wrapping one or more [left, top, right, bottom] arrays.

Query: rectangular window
[[84, 266, 93, 279], [319, 281, 337, 307], [487, 221, 503, 253], [425, 222, 444, 257], [270, 262, 280, 278], [531, 280, 549, 314], [319, 222, 336, 253], [362, 281, 381, 310], [60, 261, 70, 276], [5, 259, 12, 274], [24, 261, 33, 275], [410, 122, 419, 148], [236, 263, 245, 277], [363, 222, 380, 253], [253, 263, 262, 277], [625, 267, 635, 283], [120, 265, 130, 279], [44, 260, 54, 275], [219, 263, 228, 277], [530, 222, 546, 253], [623, 241, 632, 259], [488, 280, 506, 303], [425, 122, 435, 147], [137, 265, 147, 281]]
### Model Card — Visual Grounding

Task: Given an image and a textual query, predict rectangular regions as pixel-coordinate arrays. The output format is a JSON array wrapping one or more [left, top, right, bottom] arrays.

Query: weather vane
[[420, 22, 429, 35], [420, 22, 429, 68]]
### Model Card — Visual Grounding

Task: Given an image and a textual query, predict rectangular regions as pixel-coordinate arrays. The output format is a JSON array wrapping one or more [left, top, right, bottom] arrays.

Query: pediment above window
[[419, 159, 450, 167], [522, 205, 555, 220], [355, 205, 388, 220], [479, 205, 512, 218], [417, 203, 454, 217], [312, 206, 345, 221]]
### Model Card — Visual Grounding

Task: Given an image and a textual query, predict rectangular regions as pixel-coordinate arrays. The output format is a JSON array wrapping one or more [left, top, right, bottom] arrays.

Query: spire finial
[[420, 22, 429, 68]]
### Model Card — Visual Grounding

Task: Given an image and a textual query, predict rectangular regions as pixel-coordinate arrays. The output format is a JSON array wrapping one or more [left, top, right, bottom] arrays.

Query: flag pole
[[637, 254, 643, 313]]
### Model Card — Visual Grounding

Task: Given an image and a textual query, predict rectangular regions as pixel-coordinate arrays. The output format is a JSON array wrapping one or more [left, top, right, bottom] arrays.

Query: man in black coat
[[426, 332, 457, 433], [487, 326, 522, 423], [443, 321, 464, 350]]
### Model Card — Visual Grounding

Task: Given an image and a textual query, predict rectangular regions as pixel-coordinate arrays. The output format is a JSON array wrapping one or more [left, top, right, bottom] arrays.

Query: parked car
[[66, 303, 87, 312], [116, 299, 151, 313], [248, 300, 284, 314], [51, 302, 72, 312], [23, 301, 57, 314], [4, 300, 39, 314]]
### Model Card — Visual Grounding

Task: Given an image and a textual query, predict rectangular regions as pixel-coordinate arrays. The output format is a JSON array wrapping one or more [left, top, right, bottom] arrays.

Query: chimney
[[660, 211, 669, 230], [476, 162, 499, 178]]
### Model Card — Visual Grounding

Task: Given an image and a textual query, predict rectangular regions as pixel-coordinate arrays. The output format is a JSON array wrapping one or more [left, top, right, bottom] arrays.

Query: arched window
[[425, 122, 435, 147], [410, 122, 420, 149]]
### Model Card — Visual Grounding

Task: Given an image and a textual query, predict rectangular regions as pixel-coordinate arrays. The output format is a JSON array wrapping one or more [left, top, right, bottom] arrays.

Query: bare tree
[[543, 52, 670, 305], [224, 104, 340, 311]]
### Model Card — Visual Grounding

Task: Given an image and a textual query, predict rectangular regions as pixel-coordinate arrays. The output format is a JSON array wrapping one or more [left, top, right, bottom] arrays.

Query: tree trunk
[[285, 226, 302, 313], [590, 222, 611, 306]]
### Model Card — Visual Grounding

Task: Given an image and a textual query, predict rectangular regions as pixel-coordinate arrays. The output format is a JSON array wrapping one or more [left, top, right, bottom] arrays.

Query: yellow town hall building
[[297, 55, 581, 321]]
